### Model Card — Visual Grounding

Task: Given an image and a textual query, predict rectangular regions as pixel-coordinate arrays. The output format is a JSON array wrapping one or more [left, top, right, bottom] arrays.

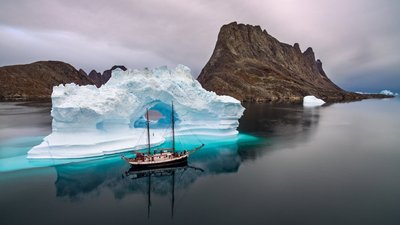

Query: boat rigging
[[122, 102, 204, 168]]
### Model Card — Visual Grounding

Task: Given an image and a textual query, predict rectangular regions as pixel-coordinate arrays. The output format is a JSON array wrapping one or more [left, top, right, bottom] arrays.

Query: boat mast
[[146, 108, 151, 155], [172, 102, 175, 153]]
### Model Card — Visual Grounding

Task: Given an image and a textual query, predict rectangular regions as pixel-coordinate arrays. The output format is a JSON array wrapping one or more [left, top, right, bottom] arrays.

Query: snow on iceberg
[[303, 95, 325, 107], [28, 65, 244, 159], [380, 90, 398, 96]]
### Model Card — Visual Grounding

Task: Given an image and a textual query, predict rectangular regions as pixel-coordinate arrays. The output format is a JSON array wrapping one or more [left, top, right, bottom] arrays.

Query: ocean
[[1, 98, 399, 225]]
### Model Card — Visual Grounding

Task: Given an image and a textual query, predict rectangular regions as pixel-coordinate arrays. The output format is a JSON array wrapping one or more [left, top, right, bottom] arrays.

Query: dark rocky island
[[198, 22, 391, 103], [0, 61, 94, 101]]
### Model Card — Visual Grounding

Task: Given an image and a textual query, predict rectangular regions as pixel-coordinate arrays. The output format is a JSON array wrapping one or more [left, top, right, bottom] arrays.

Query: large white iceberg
[[28, 65, 244, 159], [303, 95, 325, 107]]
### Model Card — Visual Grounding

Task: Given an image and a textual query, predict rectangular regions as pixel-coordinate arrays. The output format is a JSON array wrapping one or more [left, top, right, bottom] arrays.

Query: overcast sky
[[0, 0, 399, 92]]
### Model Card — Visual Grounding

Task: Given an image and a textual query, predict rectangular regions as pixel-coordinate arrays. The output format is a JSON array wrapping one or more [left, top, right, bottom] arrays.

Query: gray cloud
[[0, 0, 399, 92]]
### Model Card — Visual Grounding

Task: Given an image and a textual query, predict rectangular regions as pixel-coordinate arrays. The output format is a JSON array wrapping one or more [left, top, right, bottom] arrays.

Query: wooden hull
[[122, 144, 204, 169], [126, 154, 188, 169]]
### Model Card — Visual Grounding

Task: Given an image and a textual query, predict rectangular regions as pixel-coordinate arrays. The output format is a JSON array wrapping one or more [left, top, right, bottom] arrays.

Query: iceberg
[[28, 65, 244, 159], [380, 90, 398, 96], [303, 95, 325, 107]]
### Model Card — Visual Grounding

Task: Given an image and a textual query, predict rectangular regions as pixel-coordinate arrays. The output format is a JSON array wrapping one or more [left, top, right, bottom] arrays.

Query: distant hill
[[0, 61, 129, 101], [0, 61, 94, 101], [198, 22, 390, 103]]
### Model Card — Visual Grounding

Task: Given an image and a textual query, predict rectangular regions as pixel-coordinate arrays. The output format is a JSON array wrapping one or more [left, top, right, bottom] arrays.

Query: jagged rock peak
[[303, 47, 316, 62], [303, 47, 314, 55], [88, 70, 100, 76], [293, 43, 301, 53], [219, 22, 267, 39], [222, 21, 262, 31], [88, 70, 102, 88], [78, 69, 87, 76]]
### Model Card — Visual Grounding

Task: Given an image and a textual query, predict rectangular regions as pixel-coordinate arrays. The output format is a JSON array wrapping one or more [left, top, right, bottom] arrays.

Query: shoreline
[[237, 93, 394, 104], [1, 93, 394, 104]]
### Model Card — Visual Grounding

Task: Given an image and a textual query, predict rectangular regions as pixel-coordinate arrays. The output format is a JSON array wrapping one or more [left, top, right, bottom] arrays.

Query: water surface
[[1, 99, 399, 225]]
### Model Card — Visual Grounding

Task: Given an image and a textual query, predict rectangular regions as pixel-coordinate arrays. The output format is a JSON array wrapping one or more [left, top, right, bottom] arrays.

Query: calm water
[[1, 98, 400, 225]]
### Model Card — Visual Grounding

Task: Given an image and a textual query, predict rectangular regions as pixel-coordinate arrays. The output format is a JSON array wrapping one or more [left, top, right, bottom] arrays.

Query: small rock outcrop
[[86, 65, 127, 88], [102, 65, 127, 85]]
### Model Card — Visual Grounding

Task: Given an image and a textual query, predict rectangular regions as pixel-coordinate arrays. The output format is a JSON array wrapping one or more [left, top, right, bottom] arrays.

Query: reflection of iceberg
[[28, 65, 244, 159], [54, 134, 259, 200]]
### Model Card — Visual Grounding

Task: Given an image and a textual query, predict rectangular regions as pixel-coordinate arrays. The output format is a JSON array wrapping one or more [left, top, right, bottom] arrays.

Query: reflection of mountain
[[240, 103, 320, 136], [237, 103, 322, 160]]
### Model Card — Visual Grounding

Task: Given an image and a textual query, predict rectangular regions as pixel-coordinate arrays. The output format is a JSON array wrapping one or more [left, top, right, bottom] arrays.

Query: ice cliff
[[28, 65, 244, 159]]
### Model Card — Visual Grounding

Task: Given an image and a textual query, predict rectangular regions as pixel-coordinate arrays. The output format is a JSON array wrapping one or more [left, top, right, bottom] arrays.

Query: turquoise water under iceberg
[[0, 133, 261, 173]]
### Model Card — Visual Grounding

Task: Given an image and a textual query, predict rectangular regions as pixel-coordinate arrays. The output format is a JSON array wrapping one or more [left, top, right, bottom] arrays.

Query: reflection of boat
[[124, 164, 204, 218], [122, 102, 204, 169]]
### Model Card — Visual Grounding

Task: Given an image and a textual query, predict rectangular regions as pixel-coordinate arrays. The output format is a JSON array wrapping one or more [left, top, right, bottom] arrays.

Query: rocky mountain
[[86, 65, 127, 88], [0, 61, 94, 101], [198, 22, 389, 103]]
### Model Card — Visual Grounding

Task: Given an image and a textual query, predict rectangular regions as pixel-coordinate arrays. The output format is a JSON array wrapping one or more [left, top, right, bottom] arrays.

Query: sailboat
[[122, 102, 204, 169]]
